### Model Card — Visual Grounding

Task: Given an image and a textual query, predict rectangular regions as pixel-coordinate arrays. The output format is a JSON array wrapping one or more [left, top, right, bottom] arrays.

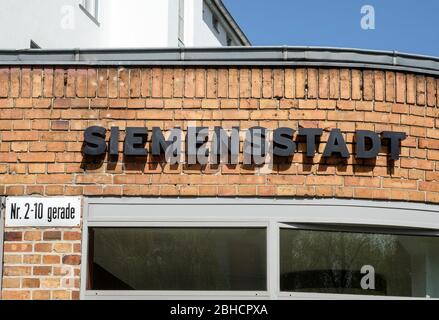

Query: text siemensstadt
[[82, 125, 406, 165]]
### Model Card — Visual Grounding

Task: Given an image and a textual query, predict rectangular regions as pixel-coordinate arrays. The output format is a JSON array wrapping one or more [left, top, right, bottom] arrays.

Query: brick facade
[[0, 65, 439, 299], [1, 228, 81, 300]]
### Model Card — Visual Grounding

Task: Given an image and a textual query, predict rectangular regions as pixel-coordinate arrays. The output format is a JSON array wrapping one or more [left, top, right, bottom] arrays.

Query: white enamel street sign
[[5, 197, 81, 227]]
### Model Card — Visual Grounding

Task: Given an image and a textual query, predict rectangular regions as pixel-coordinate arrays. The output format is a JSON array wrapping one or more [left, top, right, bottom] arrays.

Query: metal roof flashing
[[0, 47, 438, 76]]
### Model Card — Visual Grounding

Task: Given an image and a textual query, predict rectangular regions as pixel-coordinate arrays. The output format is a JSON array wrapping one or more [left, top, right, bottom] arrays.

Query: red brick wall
[[1, 228, 81, 300], [0, 66, 438, 200], [0, 65, 439, 299]]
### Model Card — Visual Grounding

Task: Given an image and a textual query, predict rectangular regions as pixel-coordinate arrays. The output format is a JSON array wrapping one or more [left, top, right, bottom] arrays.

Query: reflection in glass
[[89, 227, 266, 291], [280, 228, 439, 297]]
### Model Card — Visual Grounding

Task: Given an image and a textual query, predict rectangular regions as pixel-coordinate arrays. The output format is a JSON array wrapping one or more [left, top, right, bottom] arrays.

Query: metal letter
[[323, 129, 349, 158], [151, 127, 181, 164], [298, 128, 323, 157], [109, 126, 119, 156], [273, 127, 295, 157], [355, 130, 380, 159], [382, 131, 406, 160], [212, 126, 240, 164], [243, 126, 267, 165], [124, 127, 148, 156], [83, 126, 106, 156], [187, 127, 209, 165]]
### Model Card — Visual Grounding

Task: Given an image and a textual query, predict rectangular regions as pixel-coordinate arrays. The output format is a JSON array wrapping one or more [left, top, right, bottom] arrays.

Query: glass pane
[[280, 228, 439, 297], [89, 227, 266, 291]]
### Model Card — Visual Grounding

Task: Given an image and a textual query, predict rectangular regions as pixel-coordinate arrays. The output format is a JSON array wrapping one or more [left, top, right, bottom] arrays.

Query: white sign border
[[5, 196, 82, 227]]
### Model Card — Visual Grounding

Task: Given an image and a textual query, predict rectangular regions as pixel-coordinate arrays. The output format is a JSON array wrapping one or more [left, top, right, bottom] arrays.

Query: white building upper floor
[[0, 0, 250, 49]]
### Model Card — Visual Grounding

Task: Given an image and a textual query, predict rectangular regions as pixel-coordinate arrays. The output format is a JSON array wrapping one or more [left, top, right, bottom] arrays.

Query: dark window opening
[[88, 227, 267, 291], [227, 36, 233, 46], [30, 40, 40, 49], [212, 15, 220, 33], [280, 228, 439, 298]]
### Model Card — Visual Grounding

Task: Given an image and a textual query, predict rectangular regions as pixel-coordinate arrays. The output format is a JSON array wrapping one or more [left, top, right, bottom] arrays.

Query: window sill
[[82, 290, 269, 300], [79, 4, 100, 27], [278, 292, 435, 300]]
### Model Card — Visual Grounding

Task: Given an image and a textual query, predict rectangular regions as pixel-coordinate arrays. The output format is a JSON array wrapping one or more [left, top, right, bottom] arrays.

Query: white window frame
[[79, 0, 100, 26], [0, 197, 4, 295], [80, 198, 439, 300], [178, 0, 185, 47]]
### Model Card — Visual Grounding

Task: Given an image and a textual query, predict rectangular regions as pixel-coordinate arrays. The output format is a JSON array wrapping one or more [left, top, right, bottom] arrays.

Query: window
[[178, 0, 185, 46], [280, 227, 439, 298], [88, 227, 267, 291], [0, 198, 3, 292], [30, 40, 41, 49], [212, 14, 219, 33], [80, 0, 99, 24], [81, 198, 439, 299], [226, 35, 233, 46]]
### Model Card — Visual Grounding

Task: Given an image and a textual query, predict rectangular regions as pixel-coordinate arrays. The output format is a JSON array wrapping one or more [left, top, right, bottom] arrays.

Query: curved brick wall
[[0, 66, 438, 202], [1, 64, 439, 299]]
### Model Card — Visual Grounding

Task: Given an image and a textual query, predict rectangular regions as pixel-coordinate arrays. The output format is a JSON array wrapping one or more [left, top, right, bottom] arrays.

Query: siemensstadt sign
[[82, 125, 407, 165]]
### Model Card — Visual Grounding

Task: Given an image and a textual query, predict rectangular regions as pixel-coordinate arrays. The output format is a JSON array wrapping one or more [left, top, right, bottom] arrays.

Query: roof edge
[[209, 0, 251, 46], [0, 46, 438, 76]]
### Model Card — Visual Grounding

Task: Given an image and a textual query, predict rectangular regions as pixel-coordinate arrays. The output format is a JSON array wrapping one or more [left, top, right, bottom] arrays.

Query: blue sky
[[223, 0, 439, 57]]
